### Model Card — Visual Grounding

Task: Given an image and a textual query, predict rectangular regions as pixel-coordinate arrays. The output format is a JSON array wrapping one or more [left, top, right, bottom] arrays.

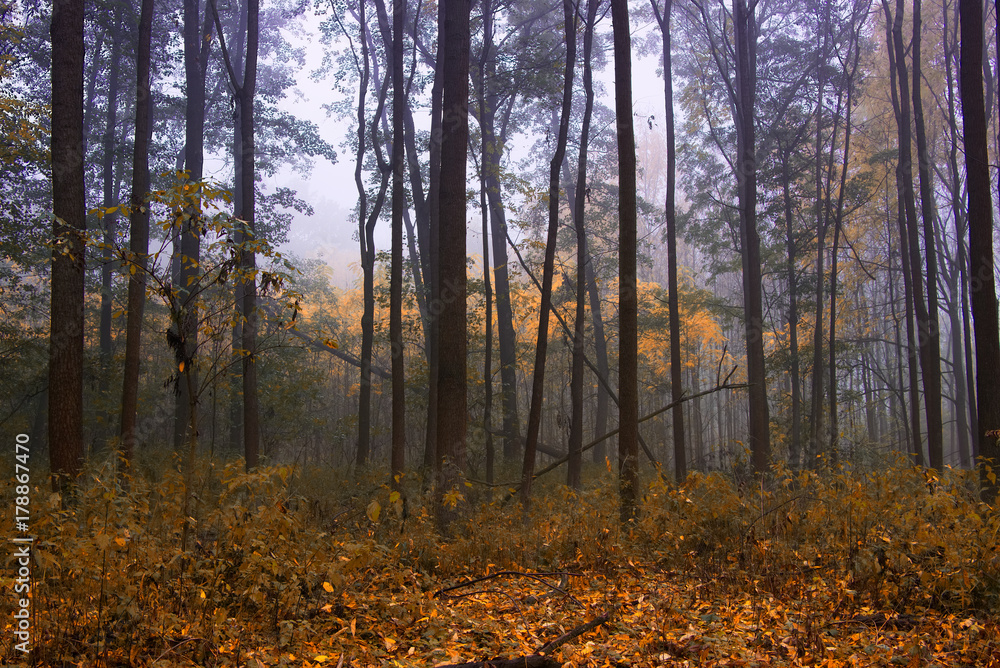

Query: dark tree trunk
[[521, 0, 575, 506], [886, 0, 936, 466], [354, 0, 374, 468], [808, 3, 831, 465], [651, 0, 684, 483], [238, 0, 260, 469], [174, 0, 210, 453], [568, 0, 597, 491], [959, 0, 1000, 500], [99, 8, 122, 420], [424, 4, 445, 470], [477, 0, 522, 463], [942, 1, 975, 465], [49, 0, 86, 492], [733, 0, 770, 472], [779, 149, 802, 468], [911, 0, 944, 469], [435, 0, 472, 519], [612, 0, 639, 521], [120, 0, 155, 465], [390, 0, 406, 487], [587, 254, 610, 462]]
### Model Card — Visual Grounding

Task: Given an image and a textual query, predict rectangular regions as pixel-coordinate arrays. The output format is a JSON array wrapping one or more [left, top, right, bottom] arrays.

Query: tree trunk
[[651, 0, 684, 483], [911, 0, 944, 469], [174, 0, 210, 453], [586, 253, 610, 462], [942, 1, 975, 465], [238, 0, 260, 469], [733, 0, 770, 473], [612, 0, 639, 521], [886, 0, 936, 466], [780, 151, 802, 468], [521, 0, 575, 506], [120, 0, 155, 465], [49, 0, 86, 492], [354, 0, 374, 468], [435, 0, 472, 522], [390, 0, 406, 487], [99, 9, 122, 423], [477, 0, 522, 463], [424, 4, 445, 470], [959, 0, 1000, 501], [568, 0, 597, 491]]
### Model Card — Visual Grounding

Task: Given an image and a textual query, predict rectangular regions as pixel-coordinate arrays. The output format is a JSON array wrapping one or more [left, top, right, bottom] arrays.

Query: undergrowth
[[1, 456, 998, 666]]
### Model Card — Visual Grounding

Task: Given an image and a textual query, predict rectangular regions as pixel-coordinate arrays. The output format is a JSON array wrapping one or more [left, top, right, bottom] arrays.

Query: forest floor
[[2, 456, 999, 667]]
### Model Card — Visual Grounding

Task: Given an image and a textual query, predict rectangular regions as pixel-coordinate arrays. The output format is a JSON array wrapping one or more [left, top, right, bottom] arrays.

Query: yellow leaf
[[200, 590, 206, 599], [322, 581, 335, 593], [115, 537, 127, 548], [179, 361, 185, 373], [367, 499, 381, 523], [314, 656, 328, 663], [350, 618, 356, 636]]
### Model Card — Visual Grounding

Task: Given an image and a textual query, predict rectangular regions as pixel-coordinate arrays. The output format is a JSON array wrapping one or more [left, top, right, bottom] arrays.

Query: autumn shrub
[[636, 459, 1000, 615]]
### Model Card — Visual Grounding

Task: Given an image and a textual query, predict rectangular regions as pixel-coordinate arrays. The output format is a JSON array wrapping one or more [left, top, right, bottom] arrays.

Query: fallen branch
[[431, 609, 615, 668], [537, 609, 614, 654], [429, 656, 559, 668], [436, 571, 583, 608]]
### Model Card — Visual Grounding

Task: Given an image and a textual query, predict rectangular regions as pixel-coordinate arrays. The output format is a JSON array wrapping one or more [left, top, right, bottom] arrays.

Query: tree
[[120, 0, 155, 465], [390, 0, 405, 487], [212, 0, 261, 469], [910, 0, 944, 470], [436, 0, 471, 520], [174, 0, 212, 453], [959, 0, 1000, 500], [49, 0, 86, 492], [612, 0, 639, 521], [733, 0, 769, 472], [568, 0, 598, 490], [520, 0, 576, 506], [651, 0, 685, 483]]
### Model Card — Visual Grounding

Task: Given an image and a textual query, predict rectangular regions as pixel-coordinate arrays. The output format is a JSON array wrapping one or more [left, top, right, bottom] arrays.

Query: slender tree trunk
[[390, 0, 405, 487], [612, 0, 639, 521], [99, 9, 122, 422], [652, 0, 684, 483], [424, 5, 445, 470], [943, 1, 976, 463], [174, 0, 210, 453], [959, 0, 1000, 501], [354, 0, 374, 468], [227, 0, 247, 456], [435, 0, 472, 521], [587, 253, 610, 462], [49, 0, 86, 492], [477, 0, 522, 464], [808, 1, 831, 465], [521, 0, 575, 506], [886, 0, 936, 466], [911, 0, 944, 469], [238, 0, 260, 469], [568, 0, 596, 490], [479, 164, 495, 484], [120, 0, 155, 465], [780, 151, 802, 468]]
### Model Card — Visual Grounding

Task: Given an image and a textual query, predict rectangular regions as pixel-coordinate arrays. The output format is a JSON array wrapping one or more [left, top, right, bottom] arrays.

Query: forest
[[2, 0, 1000, 663]]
